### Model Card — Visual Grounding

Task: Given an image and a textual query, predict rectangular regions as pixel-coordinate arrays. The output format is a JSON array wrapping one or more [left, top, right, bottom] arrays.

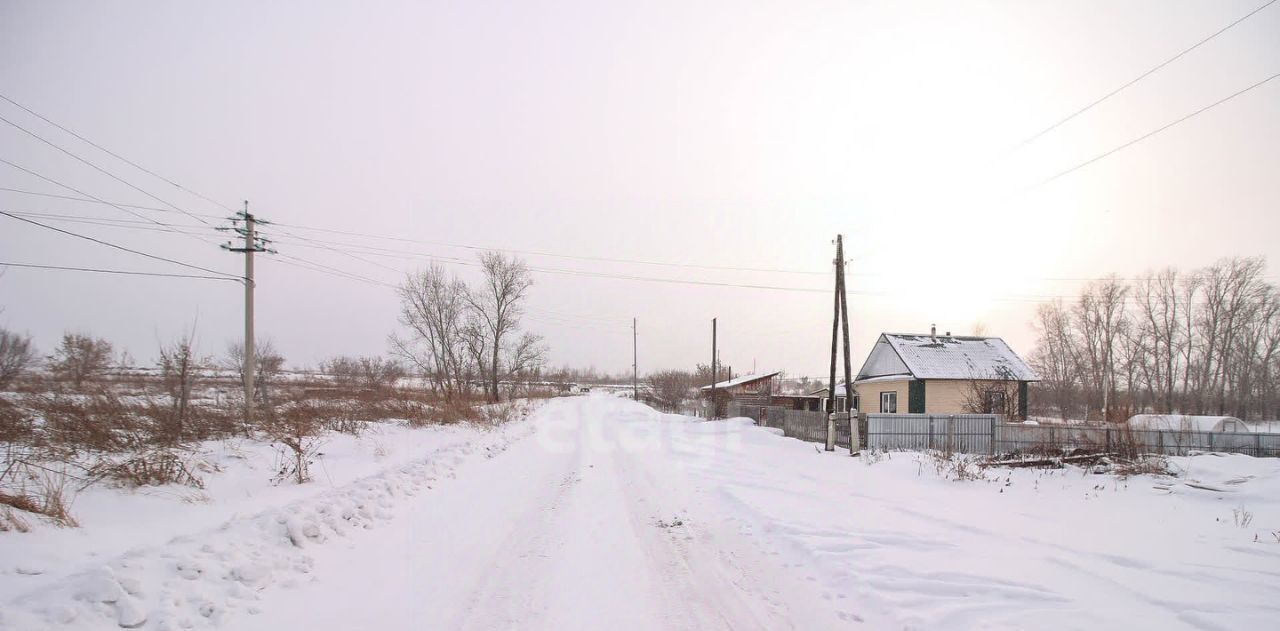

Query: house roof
[[856, 333, 1039, 382], [699, 371, 780, 391], [807, 382, 858, 397]]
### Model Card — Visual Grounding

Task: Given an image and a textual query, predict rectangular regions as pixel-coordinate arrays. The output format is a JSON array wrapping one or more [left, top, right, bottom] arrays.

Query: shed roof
[[857, 333, 1039, 382], [699, 371, 780, 392]]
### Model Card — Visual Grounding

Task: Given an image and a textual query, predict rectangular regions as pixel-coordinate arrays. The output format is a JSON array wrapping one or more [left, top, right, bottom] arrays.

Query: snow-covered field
[[3, 395, 1278, 630]]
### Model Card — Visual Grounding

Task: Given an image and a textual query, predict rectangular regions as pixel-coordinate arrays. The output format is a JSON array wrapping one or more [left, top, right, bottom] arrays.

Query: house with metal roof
[[852, 327, 1039, 419]]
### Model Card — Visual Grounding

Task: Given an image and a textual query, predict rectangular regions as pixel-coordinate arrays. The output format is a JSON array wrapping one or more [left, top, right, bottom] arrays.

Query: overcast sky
[[1, 0, 1277, 379]]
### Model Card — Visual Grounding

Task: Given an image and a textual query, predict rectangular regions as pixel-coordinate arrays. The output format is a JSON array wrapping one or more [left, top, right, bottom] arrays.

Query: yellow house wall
[[925, 379, 1022, 415], [853, 379, 911, 413], [853, 379, 1024, 415]]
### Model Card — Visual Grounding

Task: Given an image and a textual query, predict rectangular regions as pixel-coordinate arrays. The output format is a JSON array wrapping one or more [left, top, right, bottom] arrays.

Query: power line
[[0, 261, 240, 282], [0, 210, 239, 279], [0, 157, 219, 246], [1031, 71, 1280, 190], [0, 92, 235, 214], [1011, 0, 1278, 151], [0, 186, 222, 218], [2, 210, 210, 232], [0, 112, 214, 226], [265, 219, 826, 276], [1, 183, 827, 277]]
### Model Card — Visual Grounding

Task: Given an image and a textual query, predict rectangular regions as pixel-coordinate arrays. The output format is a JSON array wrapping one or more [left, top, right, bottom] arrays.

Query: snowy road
[[242, 395, 837, 630]]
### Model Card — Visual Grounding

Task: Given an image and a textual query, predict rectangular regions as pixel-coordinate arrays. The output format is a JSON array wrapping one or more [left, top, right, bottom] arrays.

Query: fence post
[[928, 416, 935, 450], [826, 413, 836, 451], [990, 418, 997, 455], [1256, 433, 1263, 457], [947, 415, 956, 453], [1105, 428, 1112, 453], [849, 413, 859, 456]]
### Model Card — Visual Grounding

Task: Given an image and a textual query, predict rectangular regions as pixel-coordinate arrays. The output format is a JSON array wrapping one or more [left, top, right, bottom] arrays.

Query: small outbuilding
[[699, 372, 780, 418]]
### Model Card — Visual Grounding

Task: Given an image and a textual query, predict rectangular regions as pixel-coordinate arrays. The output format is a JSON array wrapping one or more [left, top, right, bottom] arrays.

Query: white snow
[[3, 395, 1279, 630]]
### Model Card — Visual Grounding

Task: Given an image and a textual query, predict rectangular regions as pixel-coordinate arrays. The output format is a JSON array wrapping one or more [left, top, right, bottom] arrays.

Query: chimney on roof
[[930, 323, 936, 341], [945, 330, 951, 336]]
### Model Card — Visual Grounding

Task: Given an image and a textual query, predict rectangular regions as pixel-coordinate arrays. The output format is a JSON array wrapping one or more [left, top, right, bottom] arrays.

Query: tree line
[[1030, 256, 1280, 422]]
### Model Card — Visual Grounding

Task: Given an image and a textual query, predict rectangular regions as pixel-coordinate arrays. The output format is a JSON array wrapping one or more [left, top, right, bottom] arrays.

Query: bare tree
[[960, 371, 1022, 419], [48, 333, 114, 389], [393, 264, 472, 398], [466, 252, 534, 403], [359, 356, 406, 391], [158, 331, 200, 442], [0, 329, 36, 388], [647, 369, 696, 411], [226, 340, 285, 405], [1072, 278, 1129, 422], [1029, 301, 1076, 421], [320, 356, 361, 389], [504, 332, 547, 386]]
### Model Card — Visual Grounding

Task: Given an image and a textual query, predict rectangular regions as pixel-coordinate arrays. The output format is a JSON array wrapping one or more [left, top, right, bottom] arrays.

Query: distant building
[[852, 329, 1039, 420], [699, 372, 780, 417]]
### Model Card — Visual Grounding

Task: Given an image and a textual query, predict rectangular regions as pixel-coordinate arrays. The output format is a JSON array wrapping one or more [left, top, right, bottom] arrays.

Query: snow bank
[[0, 420, 535, 630]]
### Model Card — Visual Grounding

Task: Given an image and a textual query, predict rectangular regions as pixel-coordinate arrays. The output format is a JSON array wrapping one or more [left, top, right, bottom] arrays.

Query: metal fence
[[725, 402, 1280, 457], [728, 402, 855, 449], [866, 413, 997, 453], [869, 413, 1280, 457]]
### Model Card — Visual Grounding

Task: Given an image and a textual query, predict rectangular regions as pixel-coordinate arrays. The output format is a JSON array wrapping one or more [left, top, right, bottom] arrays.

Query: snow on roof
[[699, 371, 780, 391], [872, 333, 1039, 381], [807, 382, 850, 397], [1128, 414, 1248, 433]]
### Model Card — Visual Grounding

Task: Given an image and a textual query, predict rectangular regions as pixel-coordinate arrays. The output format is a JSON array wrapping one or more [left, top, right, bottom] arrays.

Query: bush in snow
[[265, 402, 324, 484]]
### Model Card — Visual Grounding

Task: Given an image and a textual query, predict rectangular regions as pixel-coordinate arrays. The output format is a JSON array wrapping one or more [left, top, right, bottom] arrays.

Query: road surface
[[242, 395, 841, 630]]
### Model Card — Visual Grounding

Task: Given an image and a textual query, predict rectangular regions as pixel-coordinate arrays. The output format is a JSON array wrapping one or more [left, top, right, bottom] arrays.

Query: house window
[[985, 391, 1007, 414], [880, 391, 897, 413], [851, 395, 860, 412]]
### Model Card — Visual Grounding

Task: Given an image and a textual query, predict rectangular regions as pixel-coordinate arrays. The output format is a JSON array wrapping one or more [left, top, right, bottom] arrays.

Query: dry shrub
[[0, 398, 34, 443], [264, 402, 323, 484], [0, 465, 79, 528], [480, 400, 524, 426], [89, 448, 207, 489], [34, 391, 139, 451], [925, 450, 986, 482], [1111, 455, 1171, 478], [0, 506, 30, 532], [422, 398, 482, 426]]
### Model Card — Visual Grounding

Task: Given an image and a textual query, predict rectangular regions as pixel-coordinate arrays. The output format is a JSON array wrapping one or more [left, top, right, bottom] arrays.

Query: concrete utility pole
[[221, 201, 271, 427], [710, 317, 718, 419], [632, 317, 638, 401]]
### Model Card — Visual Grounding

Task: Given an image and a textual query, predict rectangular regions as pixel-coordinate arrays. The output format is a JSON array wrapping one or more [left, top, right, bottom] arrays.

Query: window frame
[[880, 391, 897, 413]]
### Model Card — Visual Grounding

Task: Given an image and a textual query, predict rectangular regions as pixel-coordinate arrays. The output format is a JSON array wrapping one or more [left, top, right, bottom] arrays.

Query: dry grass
[[88, 448, 209, 489], [0, 465, 79, 528]]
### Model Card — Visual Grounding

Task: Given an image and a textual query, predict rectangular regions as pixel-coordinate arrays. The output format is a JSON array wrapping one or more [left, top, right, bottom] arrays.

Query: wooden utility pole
[[221, 202, 271, 427], [826, 234, 855, 452], [632, 317, 638, 401], [710, 317, 718, 419], [826, 236, 841, 450]]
